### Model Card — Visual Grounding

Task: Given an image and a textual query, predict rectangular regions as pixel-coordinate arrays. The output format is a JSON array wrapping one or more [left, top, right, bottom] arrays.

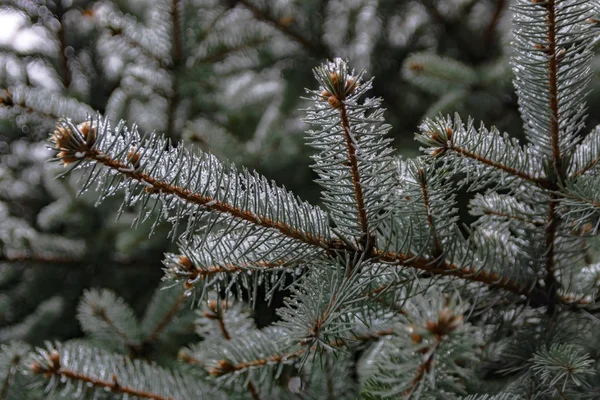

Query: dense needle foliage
[[1, 0, 600, 399]]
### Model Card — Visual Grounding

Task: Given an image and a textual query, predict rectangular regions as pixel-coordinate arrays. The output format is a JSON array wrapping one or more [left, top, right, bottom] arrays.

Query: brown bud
[[345, 78, 358, 95], [57, 151, 78, 166], [445, 126, 453, 141], [51, 126, 71, 150], [183, 280, 194, 290], [77, 121, 96, 146], [330, 72, 339, 85], [411, 332, 422, 344], [206, 299, 219, 312], [321, 90, 331, 99], [178, 255, 193, 270], [279, 15, 294, 27], [328, 96, 341, 109], [30, 361, 46, 375], [408, 62, 425, 72], [127, 149, 141, 168], [49, 350, 61, 370]]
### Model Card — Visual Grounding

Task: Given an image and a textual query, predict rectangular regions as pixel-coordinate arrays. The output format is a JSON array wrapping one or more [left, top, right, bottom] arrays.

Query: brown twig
[[449, 144, 551, 189], [31, 352, 173, 400], [84, 149, 329, 248], [484, 0, 506, 45], [145, 293, 188, 343], [375, 249, 531, 297], [236, 0, 324, 57], [339, 102, 370, 237], [206, 328, 393, 377]]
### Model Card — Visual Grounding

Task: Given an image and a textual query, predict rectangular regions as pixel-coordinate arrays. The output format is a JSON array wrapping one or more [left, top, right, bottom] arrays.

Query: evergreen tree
[[2, 0, 600, 399]]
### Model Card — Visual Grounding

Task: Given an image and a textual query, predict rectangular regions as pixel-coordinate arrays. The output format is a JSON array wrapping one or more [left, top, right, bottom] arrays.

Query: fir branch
[[206, 328, 393, 377], [375, 250, 532, 296], [481, 210, 545, 227], [203, 300, 262, 400], [416, 168, 442, 258], [484, 0, 506, 45], [235, 0, 323, 57], [448, 143, 550, 188], [0, 356, 18, 400], [546, 0, 562, 178], [339, 95, 370, 238], [145, 292, 187, 343], [71, 144, 328, 248], [31, 351, 171, 400]]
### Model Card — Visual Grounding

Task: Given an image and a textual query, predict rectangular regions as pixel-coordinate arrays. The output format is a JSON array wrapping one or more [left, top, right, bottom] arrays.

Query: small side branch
[[207, 329, 393, 377], [416, 168, 442, 258], [546, 0, 563, 179], [236, 0, 324, 57], [376, 250, 531, 297], [339, 103, 370, 237], [448, 144, 550, 189], [84, 149, 329, 248], [145, 293, 187, 343], [202, 301, 262, 400], [31, 352, 172, 400]]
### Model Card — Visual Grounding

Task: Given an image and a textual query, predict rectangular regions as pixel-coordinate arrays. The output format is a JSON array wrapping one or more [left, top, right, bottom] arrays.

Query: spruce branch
[[339, 90, 369, 237], [202, 300, 263, 400], [31, 351, 170, 400], [49, 117, 330, 248], [416, 168, 442, 258], [30, 343, 209, 399], [145, 292, 187, 344], [234, 0, 324, 57]]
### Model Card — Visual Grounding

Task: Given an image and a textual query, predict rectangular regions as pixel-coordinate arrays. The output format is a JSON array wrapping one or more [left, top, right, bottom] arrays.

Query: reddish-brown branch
[[236, 0, 322, 56], [207, 329, 393, 377], [339, 104, 370, 236], [32, 354, 173, 400], [145, 293, 187, 343], [94, 307, 132, 343], [545, 198, 560, 315], [404, 341, 441, 398], [85, 149, 328, 248], [376, 249, 531, 296], [546, 0, 562, 179], [449, 145, 550, 188], [484, 0, 506, 45]]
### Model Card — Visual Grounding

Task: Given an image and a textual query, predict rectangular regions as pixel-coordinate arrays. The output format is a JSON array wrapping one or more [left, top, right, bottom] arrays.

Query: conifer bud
[[127, 149, 141, 169], [178, 255, 193, 270]]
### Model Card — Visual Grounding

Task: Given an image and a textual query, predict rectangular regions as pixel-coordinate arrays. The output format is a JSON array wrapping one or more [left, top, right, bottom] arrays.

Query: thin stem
[[417, 169, 442, 258], [236, 0, 324, 57], [0, 357, 18, 400], [53, 369, 170, 400], [94, 307, 133, 343], [375, 249, 532, 297], [207, 328, 393, 377], [339, 103, 370, 236], [484, 0, 506, 45], [145, 293, 187, 343], [482, 210, 545, 227], [448, 144, 550, 188], [204, 303, 262, 400], [85, 149, 329, 248], [404, 340, 441, 398], [546, 0, 562, 179]]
